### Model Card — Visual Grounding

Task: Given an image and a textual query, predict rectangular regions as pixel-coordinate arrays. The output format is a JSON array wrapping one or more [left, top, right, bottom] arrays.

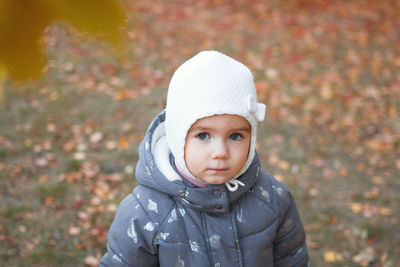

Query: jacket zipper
[[201, 212, 216, 265], [231, 209, 244, 267]]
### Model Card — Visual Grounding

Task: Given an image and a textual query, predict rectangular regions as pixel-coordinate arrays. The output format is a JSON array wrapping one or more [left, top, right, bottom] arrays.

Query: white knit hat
[[165, 51, 266, 191]]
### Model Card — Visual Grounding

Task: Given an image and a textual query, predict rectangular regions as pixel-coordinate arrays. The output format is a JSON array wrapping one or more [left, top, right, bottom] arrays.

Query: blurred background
[[0, 0, 399, 266]]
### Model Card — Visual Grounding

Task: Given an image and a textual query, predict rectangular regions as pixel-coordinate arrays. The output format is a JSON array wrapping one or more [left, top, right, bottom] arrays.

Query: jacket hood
[[135, 111, 262, 214]]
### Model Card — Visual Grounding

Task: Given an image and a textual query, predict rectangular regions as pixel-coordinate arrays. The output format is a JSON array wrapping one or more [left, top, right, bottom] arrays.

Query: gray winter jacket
[[100, 111, 309, 266]]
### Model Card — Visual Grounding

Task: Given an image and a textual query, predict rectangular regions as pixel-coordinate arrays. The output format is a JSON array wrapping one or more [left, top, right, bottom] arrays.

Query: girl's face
[[184, 114, 251, 185]]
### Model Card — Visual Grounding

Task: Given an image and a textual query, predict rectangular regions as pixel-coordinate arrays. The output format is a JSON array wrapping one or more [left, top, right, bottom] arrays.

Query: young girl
[[100, 51, 309, 266]]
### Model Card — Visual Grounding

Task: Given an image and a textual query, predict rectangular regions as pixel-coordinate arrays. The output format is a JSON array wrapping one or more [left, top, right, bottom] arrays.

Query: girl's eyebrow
[[234, 127, 251, 133], [189, 126, 212, 132], [190, 126, 250, 132]]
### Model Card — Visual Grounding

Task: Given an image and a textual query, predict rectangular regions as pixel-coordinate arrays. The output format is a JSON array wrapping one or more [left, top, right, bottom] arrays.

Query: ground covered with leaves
[[1, 0, 399, 266]]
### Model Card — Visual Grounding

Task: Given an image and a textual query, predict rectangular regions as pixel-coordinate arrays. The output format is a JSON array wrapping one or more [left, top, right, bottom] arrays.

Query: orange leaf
[[38, 175, 49, 183], [372, 176, 384, 185], [44, 196, 53, 206], [118, 137, 129, 149], [115, 90, 128, 100]]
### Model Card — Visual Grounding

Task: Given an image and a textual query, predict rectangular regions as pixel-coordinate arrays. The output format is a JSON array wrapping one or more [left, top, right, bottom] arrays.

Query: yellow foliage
[[324, 251, 343, 263], [0, 0, 127, 81], [0, 63, 5, 101]]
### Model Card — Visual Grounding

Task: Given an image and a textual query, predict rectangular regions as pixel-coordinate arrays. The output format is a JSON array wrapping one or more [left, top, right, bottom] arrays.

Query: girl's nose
[[211, 140, 228, 159]]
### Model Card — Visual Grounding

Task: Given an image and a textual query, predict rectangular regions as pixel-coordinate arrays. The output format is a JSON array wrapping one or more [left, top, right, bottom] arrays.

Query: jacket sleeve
[[100, 191, 159, 267], [271, 181, 309, 267]]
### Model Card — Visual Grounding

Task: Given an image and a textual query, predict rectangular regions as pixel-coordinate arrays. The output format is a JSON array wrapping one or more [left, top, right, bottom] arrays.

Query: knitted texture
[[165, 50, 266, 185]]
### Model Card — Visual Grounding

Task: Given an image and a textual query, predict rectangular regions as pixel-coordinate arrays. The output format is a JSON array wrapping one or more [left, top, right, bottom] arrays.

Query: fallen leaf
[[115, 90, 128, 100], [350, 203, 363, 214], [38, 175, 48, 183], [265, 67, 279, 80], [84, 255, 100, 266], [47, 123, 56, 132], [321, 83, 333, 100], [124, 165, 134, 174], [18, 225, 27, 233], [44, 196, 53, 206], [353, 247, 375, 266], [274, 174, 284, 182], [75, 243, 84, 249], [74, 200, 83, 209], [93, 183, 110, 198], [396, 159, 400, 171], [379, 207, 392, 215], [35, 157, 48, 167], [73, 152, 86, 160], [24, 241, 36, 251], [118, 137, 130, 149], [324, 250, 343, 262], [90, 196, 101, 206], [278, 160, 290, 171], [309, 188, 318, 196], [69, 226, 80, 235], [89, 131, 103, 143], [372, 176, 384, 185], [107, 204, 117, 212], [105, 141, 117, 150], [363, 187, 379, 200]]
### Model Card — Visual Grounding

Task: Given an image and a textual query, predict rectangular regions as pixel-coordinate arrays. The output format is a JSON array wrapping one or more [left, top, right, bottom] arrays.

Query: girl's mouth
[[208, 168, 228, 172]]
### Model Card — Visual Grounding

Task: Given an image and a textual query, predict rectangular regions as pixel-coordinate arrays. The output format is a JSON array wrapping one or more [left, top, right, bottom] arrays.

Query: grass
[[28, 248, 77, 265], [34, 182, 69, 199], [1, 204, 27, 219], [66, 159, 83, 172]]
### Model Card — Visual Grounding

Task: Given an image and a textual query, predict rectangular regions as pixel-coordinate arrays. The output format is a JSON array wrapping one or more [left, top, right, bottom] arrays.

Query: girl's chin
[[202, 176, 232, 185]]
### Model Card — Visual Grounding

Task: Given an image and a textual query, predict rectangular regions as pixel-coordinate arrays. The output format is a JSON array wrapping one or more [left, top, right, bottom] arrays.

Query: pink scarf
[[175, 161, 208, 188]]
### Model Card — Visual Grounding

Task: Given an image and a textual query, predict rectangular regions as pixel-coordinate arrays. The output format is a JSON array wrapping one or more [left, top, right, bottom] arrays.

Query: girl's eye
[[230, 133, 242, 141], [197, 133, 210, 140]]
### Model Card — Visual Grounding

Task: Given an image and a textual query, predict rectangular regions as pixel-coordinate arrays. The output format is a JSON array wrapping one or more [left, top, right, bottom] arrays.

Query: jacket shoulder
[[252, 171, 294, 215], [131, 185, 176, 224]]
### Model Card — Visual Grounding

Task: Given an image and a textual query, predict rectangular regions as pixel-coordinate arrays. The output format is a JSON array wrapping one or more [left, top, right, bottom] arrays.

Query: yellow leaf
[[0, 62, 6, 102], [350, 203, 363, 214], [324, 251, 343, 262], [0, 0, 127, 82], [379, 207, 392, 215], [52, 0, 127, 52], [0, 0, 52, 80]]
